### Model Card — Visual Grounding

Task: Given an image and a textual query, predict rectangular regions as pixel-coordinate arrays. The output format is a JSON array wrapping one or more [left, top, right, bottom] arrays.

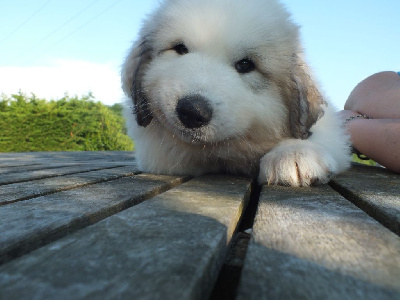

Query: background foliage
[[0, 92, 134, 152], [352, 154, 376, 166]]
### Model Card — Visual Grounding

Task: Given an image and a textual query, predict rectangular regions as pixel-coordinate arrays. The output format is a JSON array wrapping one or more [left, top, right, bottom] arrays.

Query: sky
[[0, 0, 398, 108]]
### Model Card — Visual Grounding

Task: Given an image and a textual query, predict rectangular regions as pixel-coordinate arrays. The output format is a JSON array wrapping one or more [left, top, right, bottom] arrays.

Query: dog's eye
[[172, 43, 189, 55], [235, 58, 256, 74]]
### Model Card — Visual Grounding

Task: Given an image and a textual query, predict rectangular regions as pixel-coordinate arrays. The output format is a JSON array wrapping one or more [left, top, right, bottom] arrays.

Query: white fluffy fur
[[121, 0, 351, 187]]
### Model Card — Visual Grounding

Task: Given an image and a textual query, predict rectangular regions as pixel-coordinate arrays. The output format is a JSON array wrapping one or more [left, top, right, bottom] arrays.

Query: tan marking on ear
[[286, 54, 326, 139]]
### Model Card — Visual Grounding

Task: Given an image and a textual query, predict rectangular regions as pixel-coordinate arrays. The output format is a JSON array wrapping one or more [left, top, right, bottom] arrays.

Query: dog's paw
[[258, 139, 338, 187]]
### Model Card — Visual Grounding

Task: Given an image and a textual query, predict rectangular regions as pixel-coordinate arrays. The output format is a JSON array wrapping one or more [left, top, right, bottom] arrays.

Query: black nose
[[176, 95, 213, 128]]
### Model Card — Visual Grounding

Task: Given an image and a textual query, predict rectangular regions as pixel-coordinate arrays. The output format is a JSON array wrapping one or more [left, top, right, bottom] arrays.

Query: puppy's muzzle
[[176, 95, 213, 129]]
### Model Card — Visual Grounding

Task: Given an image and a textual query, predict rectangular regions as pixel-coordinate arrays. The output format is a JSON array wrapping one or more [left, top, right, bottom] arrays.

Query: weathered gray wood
[[0, 166, 139, 204], [0, 164, 131, 185], [0, 163, 40, 168], [0, 164, 71, 174], [0, 175, 252, 300], [0, 174, 189, 265], [0, 151, 136, 166], [331, 164, 400, 235], [237, 185, 400, 300]]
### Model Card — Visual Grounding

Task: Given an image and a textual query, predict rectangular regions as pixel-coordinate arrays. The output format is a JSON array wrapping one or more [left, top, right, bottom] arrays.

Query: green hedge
[[0, 92, 134, 152]]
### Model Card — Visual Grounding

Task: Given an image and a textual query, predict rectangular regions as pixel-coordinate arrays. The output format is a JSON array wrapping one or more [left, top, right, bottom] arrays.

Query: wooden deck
[[0, 151, 399, 299]]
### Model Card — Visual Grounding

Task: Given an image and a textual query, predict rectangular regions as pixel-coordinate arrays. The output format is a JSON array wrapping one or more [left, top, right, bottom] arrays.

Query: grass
[[352, 154, 376, 166]]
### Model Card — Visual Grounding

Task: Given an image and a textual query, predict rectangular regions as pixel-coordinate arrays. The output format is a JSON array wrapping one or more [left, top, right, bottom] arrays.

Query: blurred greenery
[[0, 92, 134, 152], [352, 154, 376, 166]]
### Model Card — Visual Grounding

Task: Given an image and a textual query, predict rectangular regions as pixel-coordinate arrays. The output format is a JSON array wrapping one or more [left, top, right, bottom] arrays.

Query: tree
[[0, 92, 134, 152]]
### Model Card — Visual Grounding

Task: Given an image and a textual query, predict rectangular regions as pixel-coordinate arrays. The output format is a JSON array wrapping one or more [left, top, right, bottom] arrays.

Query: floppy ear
[[121, 38, 153, 127], [289, 55, 326, 139]]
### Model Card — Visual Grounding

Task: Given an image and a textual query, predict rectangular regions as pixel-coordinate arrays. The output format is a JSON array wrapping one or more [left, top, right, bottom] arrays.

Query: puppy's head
[[122, 0, 325, 144]]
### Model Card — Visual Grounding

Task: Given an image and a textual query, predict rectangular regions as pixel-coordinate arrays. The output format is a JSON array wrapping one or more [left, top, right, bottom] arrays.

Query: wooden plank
[[0, 164, 131, 185], [331, 164, 400, 235], [0, 166, 139, 205], [0, 164, 75, 174], [0, 175, 252, 299], [0, 174, 189, 265], [0, 151, 136, 166], [237, 185, 400, 299]]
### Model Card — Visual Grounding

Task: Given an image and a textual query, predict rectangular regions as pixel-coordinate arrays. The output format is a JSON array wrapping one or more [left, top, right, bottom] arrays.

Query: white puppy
[[121, 0, 351, 186]]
